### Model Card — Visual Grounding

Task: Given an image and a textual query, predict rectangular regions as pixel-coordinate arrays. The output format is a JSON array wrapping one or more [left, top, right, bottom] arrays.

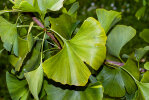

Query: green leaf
[[0, 16, 18, 56], [135, 7, 146, 20], [27, 22, 34, 52], [68, 2, 79, 16], [43, 17, 107, 86], [97, 59, 139, 97], [9, 38, 29, 71], [139, 29, 149, 43], [49, 14, 77, 39], [19, 42, 41, 78], [6, 72, 29, 100], [96, 9, 121, 33], [144, 62, 149, 70], [65, 0, 76, 5], [12, 0, 64, 15], [134, 81, 149, 100], [24, 64, 43, 100], [135, 46, 149, 61], [45, 81, 103, 100], [107, 25, 136, 58], [141, 71, 149, 83]]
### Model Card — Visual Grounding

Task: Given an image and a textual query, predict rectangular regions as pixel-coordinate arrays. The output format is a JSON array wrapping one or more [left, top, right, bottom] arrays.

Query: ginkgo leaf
[[45, 81, 103, 100], [19, 41, 41, 78], [43, 17, 107, 86], [96, 9, 121, 33], [135, 46, 149, 61], [97, 58, 139, 97], [6, 72, 29, 100], [9, 38, 29, 71], [107, 25, 136, 58], [0, 16, 18, 56], [12, 0, 64, 15], [49, 14, 78, 39], [134, 81, 149, 100], [139, 29, 149, 43], [24, 64, 43, 100]]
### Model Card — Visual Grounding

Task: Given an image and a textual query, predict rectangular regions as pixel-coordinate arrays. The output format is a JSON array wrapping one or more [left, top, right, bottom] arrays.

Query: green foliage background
[[0, 0, 149, 99]]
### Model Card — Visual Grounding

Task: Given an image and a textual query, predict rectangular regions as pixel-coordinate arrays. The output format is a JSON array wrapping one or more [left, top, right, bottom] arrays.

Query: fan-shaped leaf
[[24, 64, 43, 100], [9, 38, 29, 71], [12, 0, 64, 15], [97, 59, 139, 97], [96, 9, 121, 33], [43, 17, 107, 86], [6, 72, 29, 100], [49, 14, 78, 39], [107, 25, 136, 58], [139, 29, 149, 43], [45, 81, 103, 100], [0, 16, 18, 56]]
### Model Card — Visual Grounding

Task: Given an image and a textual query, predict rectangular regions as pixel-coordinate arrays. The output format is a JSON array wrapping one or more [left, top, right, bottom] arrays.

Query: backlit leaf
[[25, 64, 43, 100], [96, 9, 121, 33], [43, 17, 107, 86]]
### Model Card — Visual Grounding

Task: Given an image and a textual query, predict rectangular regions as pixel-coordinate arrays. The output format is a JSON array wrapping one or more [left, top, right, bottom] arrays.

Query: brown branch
[[32, 17, 61, 49]]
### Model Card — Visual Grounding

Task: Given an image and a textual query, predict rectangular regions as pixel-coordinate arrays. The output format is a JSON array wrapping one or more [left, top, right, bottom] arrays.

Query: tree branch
[[32, 17, 61, 49]]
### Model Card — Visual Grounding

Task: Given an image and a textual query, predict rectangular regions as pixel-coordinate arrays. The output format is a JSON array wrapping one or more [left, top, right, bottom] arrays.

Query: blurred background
[[0, 0, 149, 99]]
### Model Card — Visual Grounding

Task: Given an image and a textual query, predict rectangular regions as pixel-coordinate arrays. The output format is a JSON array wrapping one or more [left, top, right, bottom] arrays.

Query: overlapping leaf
[[45, 81, 103, 100], [97, 59, 139, 97], [0, 16, 18, 56], [96, 9, 121, 33], [9, 38, 29, 71], [25, 64, 43, 100], [107, 25, 136, 58], [6, 72, 29, 100], [49, 14, 78, 39], [11, 0, 64, 15], [43, 17, 107, 86]]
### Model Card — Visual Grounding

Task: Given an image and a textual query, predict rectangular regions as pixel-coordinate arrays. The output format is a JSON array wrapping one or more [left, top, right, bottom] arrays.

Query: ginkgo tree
[[1, 0, 149, 100]]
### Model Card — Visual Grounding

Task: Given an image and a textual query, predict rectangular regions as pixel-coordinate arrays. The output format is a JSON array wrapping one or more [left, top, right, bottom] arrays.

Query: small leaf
[[65, 0, 76, 5], [6, 72, 29, 100], [43, 17, 107, 86], [24, 64, 43, 100], [49, 14, 78, 39], [96, 9, 121, 33], [27, 22, 34, 52], [19, 42, 41, 78], [107, 25, 136, 58], [45, 81, 103, 100], [135, 7, 146, 20], [135, 46, 149, 61], [68, 2, 79, 16], [9, 38, 29, 71], [139, 29, 149, 43], [134, 81, 149, 100], [0, 16, 18, 56], [141, 71, 149, 83], [144, 62, 149, 70]]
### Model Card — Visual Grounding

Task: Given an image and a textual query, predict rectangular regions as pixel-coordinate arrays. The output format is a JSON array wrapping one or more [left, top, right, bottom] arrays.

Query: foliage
[[0, 0, 149, 100]]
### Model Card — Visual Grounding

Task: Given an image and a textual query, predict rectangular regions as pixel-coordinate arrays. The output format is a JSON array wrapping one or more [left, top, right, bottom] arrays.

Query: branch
[[32, 17, 61, 49], [105, 60, 124, 67]]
